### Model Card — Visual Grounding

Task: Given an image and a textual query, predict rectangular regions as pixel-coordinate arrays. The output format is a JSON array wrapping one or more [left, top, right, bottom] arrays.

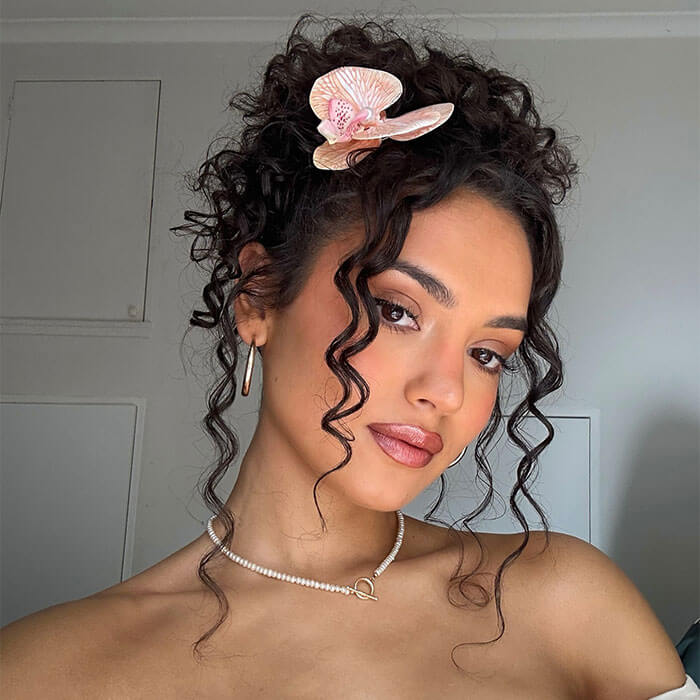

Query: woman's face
[[243, 188, 533, 513]]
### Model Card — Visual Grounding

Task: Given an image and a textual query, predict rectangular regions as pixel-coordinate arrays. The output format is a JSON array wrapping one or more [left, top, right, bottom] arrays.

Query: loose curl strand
[[170, 11, 580, 667]]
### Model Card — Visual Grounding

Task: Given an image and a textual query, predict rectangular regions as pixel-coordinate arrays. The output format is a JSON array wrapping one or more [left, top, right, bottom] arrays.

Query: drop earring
[[241, 338, 257, 397]]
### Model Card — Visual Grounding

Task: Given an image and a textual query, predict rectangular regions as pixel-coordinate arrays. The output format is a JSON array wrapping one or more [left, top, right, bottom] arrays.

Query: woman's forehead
[[319, 191, 532, 293]]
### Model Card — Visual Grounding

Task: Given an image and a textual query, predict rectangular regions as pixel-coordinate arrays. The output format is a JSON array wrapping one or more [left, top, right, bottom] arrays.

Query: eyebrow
[[384, 259, 529, 333]]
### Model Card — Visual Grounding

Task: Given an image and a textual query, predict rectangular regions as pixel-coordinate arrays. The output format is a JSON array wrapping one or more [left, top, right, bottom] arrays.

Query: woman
[[2, 13, 697, 699]]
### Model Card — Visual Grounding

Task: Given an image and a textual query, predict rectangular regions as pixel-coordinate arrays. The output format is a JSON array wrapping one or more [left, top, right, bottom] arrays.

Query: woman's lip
[[368, 427, 433, 468], [367, 423, 443, 454]]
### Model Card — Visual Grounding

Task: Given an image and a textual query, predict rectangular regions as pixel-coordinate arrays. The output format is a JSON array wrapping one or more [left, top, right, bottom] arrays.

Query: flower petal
[[354, 103, 455, 141], [312, 138, 382, 170], [309, 66, 403, 122]]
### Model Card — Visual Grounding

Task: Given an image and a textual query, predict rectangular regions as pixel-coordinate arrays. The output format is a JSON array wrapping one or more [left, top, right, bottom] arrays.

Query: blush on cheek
[[465, 393, 499, 437]]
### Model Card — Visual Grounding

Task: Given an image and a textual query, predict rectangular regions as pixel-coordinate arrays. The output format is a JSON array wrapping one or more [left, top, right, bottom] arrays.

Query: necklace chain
[[206, 509, 405, 601]]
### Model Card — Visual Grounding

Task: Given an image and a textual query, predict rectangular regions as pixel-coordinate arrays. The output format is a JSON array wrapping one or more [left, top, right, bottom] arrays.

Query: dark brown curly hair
[[171, 11, 580, 667]]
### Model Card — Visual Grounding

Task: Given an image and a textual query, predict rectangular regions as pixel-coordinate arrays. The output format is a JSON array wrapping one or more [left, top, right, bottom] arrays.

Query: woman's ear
[[233, 241, 274, 347]]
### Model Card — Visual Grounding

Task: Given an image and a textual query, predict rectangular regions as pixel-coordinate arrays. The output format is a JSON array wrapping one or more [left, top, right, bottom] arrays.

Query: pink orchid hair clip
[[309, 65, 455, 171]]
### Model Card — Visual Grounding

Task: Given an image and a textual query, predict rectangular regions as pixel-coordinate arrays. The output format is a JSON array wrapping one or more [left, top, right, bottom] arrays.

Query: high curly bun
[[171, 12, 580, 662], [174, 13, 578, 337]]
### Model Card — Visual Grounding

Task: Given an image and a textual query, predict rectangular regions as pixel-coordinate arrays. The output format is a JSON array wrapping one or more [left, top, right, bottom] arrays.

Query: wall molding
[[0, 394, 146, 582], [1, 11, 698, 43], [0, 318, 153, 338]]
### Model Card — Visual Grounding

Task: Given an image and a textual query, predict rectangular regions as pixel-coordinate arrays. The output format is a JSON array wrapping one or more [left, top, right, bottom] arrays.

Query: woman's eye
[[372, 296, 514, 377], [373, 296, 419, 330], [472, 348, 510, 375]]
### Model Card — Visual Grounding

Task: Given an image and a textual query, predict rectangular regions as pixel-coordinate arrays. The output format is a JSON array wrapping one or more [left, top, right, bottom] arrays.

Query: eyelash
[[372, 296, 516, 377]]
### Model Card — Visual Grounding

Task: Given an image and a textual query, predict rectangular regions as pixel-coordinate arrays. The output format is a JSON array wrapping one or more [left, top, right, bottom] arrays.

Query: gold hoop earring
[[447, 444, 468, 468], [242, 339, 257, 396]]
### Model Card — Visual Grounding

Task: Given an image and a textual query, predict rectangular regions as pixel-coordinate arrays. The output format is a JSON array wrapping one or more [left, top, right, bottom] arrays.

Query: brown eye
[[373, 297, 420, 331]]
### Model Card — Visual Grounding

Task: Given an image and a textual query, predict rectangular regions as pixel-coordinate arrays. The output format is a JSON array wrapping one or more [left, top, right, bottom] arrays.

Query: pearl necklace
[[206, 509, 405, 601]]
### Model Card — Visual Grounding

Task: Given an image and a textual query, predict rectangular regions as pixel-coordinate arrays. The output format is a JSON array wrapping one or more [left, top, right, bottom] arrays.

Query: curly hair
[[170, 11, 580, 667]]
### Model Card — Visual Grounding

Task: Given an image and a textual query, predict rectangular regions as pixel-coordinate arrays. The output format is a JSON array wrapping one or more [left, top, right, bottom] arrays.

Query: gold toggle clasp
[[348, 576, 378, 601]]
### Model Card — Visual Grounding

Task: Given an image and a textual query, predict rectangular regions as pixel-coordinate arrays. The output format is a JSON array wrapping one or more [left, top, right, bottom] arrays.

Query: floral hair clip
[[309, 65, 455, 170]]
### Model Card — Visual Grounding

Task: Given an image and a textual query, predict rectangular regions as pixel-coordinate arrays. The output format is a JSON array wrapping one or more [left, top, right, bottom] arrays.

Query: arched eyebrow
[[385, 259, 529, 333]]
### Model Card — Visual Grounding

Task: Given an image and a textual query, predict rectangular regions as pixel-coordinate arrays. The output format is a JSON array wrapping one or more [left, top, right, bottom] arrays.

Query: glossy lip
[[367, 423, 443, 455], [368, 427, 434, 468]]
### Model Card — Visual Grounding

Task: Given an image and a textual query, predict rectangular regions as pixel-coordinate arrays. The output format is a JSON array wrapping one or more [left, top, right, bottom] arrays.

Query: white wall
[[1, 6, 697, 642]]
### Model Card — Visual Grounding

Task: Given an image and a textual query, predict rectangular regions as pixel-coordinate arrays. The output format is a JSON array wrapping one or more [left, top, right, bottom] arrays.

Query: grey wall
[[1, 6, 698, 642], [0, 0, 696, 17]]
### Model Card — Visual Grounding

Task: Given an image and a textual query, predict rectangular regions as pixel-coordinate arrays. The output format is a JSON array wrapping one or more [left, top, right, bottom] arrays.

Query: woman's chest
[[103, 580, 580, 699], [186, 624, 577, 700]]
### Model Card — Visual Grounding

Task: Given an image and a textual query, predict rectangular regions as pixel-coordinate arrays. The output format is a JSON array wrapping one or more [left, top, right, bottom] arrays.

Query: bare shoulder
[[0, 583, 157, 700], [0, 533, 221, 700], [493, 529, 687, 700], [445, 529, 686, 699]]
